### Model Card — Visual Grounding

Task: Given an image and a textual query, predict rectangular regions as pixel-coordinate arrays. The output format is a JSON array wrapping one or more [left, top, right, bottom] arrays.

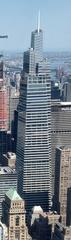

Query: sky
[[0, 0, 71, 51]]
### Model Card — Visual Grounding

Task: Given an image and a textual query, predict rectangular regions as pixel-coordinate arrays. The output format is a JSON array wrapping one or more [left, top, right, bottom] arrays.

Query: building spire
[[38, 10, 40, 33]]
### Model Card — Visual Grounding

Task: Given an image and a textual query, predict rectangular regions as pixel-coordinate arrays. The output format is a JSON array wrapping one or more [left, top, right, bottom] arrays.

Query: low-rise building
[[0, 167, 17, 219], [2, 188, 28, 240]]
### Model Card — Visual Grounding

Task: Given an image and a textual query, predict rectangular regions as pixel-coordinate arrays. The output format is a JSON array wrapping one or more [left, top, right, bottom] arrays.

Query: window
[[15, 216, 20, 226], [15, 230, 20, 240]]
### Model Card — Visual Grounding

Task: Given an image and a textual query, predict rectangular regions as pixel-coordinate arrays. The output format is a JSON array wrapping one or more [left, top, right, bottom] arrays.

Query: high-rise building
[[67, 187, 71, 226], [2, 188, 27, 240], [54, 146, 71, 226], [17, 74, 52, 211], [12, 110, 18, 153], [8, 87, 19, 131], [16, 20, 52, 211], [51, 101, 71, 194], [0, 86, 8, 131], [0, 60, 3, 79], [0, 130, 12, 165], [63, 82, 71, 102], [0, 58, 8, 131], [0, 167, 17, 219], [0, 57, 9, 165]]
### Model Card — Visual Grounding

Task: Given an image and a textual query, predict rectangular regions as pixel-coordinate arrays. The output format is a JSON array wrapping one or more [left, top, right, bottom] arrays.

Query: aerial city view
[[0, 0, 71, 239]]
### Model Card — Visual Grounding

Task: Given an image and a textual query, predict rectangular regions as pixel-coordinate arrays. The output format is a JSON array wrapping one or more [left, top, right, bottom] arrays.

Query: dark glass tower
[[16, 21, 52, 211]]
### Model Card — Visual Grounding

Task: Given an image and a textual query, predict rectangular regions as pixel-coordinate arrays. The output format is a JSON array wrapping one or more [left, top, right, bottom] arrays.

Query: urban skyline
[[0, 2, 71, 239]]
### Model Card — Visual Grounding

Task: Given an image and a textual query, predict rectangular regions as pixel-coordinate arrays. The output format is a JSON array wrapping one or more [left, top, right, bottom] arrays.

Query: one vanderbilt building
[[16, 17, 52, 211]]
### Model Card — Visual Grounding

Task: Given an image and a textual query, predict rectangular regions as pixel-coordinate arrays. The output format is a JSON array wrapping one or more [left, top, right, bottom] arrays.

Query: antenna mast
[[38, 10, 40, 33]]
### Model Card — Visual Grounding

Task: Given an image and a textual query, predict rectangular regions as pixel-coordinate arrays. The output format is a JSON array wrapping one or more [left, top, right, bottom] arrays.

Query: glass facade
[[17, 74, 52, 211], [31, 29, 43, 61], [17, 22, 52, 211]]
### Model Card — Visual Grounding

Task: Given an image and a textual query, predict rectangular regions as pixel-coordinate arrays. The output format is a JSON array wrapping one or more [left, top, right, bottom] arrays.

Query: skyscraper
[[0, 86, 8, 130], [54, 146, 71, 226], [51, 101, 71, 194], [8, 87, 19, 131], [0, 58, 9, 164], [16, 19, 52, 211], [0, 59, 8, 131]]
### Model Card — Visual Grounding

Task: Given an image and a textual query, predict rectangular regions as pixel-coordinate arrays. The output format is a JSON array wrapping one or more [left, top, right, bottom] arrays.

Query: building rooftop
[[0, 167, 16, 174], [57, 145, 71, 151], [3, 152, 16, 160], [51, 100, 71, 107], [60, 102, 71, 106], [6, 188, 22, 201], [32, 206, 43, 214]]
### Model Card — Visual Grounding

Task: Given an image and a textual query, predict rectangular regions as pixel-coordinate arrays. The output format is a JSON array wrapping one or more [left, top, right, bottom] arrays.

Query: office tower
[[51, 101, 71, 194], [0, 57, 9, 165], [63, 82, 71, 102], [0, 86, 8, 130], [0, 60, 3, 79], [0, 130, 12, 165], [0, 167, 17, 219], [51, 81, 61, 100], [0, 58, 8, 131], [15, 73, 21, 91], [54, 146, 71, 226], [53, 224, 71, 240], [12, 110, 18, 153], [67, 187, 71, 226], [2, 188, 27, 240], [8, 87, 19, 130], [16, 17, 52, 211], [17, 73, 52, 211]]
